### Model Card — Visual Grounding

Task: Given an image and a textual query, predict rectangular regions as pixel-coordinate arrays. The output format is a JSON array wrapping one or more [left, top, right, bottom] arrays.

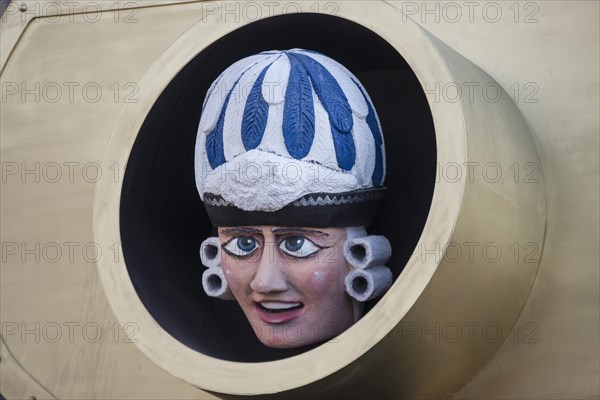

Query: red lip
[[254, 302, 304, 324]]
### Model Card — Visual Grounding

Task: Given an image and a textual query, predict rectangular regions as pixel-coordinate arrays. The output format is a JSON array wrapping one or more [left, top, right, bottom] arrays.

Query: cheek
[[295, 256, 349, 297], [222, 262, 251, 295], [304, 270, 335, 294]]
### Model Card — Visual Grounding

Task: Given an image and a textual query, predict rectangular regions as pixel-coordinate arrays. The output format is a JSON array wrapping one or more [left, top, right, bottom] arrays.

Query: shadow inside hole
[[350, 245, 367, 264], [120, 13, 436, 362], [205, 245, 218, 261], [352, 276, 370, 295], [207, 274, 223, 292]]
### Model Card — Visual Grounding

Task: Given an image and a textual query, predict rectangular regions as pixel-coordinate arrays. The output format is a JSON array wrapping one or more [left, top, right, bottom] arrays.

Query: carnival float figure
[[195, 49, 393, 348]]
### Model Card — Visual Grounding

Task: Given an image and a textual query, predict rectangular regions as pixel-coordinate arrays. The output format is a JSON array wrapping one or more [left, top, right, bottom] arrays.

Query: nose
[[250, 243, 287, 293]]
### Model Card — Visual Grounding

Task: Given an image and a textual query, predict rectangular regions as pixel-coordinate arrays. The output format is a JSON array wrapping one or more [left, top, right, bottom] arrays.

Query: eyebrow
[[270, 227, 330, 237], [220, 227, 263, 236]]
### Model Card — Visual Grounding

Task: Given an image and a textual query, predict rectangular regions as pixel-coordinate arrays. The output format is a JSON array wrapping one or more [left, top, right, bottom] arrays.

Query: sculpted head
[[195, 49, 392, 348]]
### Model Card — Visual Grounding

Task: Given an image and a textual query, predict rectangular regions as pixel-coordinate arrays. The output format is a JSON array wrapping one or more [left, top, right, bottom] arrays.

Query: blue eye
[[279, 236, 321, 258], [285, 237, 304, 251], [223, 236, 259, 257]]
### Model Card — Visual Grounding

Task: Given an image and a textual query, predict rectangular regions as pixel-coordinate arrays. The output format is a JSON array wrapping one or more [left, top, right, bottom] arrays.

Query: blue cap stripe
[[291, 52, 355, 170], [206, 58, 267, 169], [205, 91, 229, 169], [282, 54, 316, 159], [242, 62, 272, 150]]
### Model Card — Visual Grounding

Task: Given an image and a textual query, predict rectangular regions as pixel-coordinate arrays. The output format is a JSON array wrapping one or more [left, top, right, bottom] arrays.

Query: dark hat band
[[203, 187, 386, 228]]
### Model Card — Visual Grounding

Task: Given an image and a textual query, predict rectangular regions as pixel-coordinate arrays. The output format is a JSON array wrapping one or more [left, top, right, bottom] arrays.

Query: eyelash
[[221, 236, 261, 259], [221, 235, 327, 259]]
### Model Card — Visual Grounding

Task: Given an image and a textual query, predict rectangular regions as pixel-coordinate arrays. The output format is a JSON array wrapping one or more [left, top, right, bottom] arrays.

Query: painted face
[[218, 226, 355, 348]]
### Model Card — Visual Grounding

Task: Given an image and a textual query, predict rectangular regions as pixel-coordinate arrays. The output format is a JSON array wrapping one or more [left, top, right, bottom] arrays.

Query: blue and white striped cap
[[195, 49, 386, 227]]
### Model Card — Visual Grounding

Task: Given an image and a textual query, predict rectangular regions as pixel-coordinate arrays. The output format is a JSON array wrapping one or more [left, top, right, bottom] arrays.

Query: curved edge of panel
[[93, 2, 546, 398]]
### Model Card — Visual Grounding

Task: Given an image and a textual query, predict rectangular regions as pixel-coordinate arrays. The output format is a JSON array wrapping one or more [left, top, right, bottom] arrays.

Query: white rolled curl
[[344, 266, 393, 303], [200, 237, 221, 268], [202, 267, 235, 300], [343, 229, 393, 304], [344, 235, 392, 270], [200, 237, 234, 300]]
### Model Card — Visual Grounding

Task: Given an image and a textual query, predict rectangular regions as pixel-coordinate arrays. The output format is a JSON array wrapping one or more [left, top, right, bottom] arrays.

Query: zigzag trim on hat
[[202, 188, 386, 228], [293, 190, 385, 207]]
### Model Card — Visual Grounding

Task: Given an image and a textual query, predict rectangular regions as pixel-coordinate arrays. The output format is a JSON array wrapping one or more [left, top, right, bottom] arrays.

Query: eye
[[223, 236, 259, 257], [279, 236, 321, 258]]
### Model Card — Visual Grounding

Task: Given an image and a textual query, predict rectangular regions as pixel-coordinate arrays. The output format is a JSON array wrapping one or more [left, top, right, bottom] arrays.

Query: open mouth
[[257, 301, 304, 313]]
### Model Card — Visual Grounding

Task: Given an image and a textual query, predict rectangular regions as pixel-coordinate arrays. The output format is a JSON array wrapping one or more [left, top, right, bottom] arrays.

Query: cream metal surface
[[0, 1, 597, 399]]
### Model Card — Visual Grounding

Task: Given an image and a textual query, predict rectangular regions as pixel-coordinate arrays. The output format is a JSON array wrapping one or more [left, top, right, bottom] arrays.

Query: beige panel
[[0, 0, 197, 71], [1, 1, 598, 399], [0, 337, 55, 399], [381, 1, 599, 399], [1, 2, 217, 399]]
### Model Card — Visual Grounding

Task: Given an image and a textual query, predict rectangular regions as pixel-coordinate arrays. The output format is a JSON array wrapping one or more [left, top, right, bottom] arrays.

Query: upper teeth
[[261, 302, 301, 310]]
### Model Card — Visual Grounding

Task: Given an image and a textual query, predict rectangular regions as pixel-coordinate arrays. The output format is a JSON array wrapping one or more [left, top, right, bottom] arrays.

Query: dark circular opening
[[350, 244, 367, 264], [120, 13, 436, 362], [352, 276, 369, 295], [207, 274, 222, 292], [204, 244, 218, 261]]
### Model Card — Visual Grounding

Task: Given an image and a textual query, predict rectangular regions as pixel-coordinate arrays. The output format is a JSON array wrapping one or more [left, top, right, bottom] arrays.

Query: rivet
[[19, 2, 27, 12], [28, 396, 37, 400]]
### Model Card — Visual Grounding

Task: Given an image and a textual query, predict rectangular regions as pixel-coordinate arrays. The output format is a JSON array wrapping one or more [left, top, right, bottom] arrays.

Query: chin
[[251, 318, 350, 349], [260, 337, 304, 349], [257, 332, 329, 349], [252, 322, 313, 349]]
